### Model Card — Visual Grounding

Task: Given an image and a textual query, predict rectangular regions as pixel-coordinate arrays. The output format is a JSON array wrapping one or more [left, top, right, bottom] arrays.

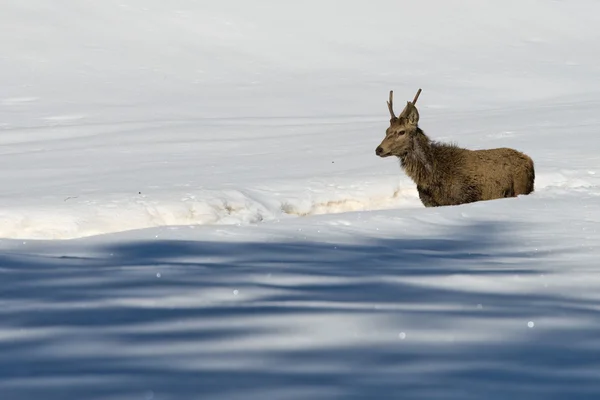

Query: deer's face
[[376, 103, 419, 158]]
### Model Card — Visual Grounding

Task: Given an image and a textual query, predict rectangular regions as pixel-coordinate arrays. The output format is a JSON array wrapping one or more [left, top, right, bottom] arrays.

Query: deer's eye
[[396, 130, 405, 136]]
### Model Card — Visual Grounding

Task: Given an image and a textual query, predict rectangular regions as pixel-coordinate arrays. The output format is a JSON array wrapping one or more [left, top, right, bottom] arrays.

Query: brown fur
[[375, 91, 535, 207]]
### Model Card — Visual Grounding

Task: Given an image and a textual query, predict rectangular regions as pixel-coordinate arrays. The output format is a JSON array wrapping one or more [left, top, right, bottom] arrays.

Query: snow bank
[[0, 178, 421, 239]]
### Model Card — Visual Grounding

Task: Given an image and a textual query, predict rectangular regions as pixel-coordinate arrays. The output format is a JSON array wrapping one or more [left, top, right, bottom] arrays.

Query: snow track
[[0, 180, 421, 240], [1, 168, 598, 240]]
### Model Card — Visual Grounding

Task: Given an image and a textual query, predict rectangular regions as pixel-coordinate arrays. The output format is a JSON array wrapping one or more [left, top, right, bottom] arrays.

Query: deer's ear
[[405, 103, 419, 126]]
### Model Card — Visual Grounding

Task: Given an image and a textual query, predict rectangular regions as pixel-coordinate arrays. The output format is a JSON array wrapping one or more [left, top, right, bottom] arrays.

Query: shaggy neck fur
[[398, 128, 436, 185]]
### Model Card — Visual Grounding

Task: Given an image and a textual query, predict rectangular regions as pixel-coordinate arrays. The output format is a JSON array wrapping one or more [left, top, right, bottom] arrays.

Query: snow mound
[[5, 167, 599, 240], [0, 181, 421, 240]]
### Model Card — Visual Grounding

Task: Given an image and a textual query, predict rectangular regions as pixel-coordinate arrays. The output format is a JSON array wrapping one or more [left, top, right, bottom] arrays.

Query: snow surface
[[2, 1, 600, 399]]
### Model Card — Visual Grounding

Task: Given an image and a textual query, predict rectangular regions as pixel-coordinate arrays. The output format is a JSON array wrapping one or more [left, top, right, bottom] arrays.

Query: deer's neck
[[399, 130, 435, 185]]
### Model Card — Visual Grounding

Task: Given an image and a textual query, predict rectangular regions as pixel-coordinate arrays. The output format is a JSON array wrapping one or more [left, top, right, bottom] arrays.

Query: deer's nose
[[376, 146, 384, 155]]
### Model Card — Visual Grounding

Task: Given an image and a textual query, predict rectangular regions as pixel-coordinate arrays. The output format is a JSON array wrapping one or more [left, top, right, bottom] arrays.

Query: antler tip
[[387, 90, 396, 119], [412, 88, 422, 105]]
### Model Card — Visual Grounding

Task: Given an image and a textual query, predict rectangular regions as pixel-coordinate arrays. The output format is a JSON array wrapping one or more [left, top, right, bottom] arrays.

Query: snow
[[2, 0, 600, 399]]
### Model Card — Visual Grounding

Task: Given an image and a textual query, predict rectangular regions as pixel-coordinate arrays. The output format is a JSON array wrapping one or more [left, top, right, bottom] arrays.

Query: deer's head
[[375, 89, 421, 158]]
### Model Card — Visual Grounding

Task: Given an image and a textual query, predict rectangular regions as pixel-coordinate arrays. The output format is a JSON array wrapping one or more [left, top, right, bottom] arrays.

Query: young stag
[[375, 89, 535, 207]]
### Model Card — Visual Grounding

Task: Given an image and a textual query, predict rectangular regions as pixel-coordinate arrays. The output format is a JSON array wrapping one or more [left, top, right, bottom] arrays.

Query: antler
[[387, 90, 396, 119], [388, 88, 422, 119], [412, 88, 422, 105], [398, 88, 423, 118]]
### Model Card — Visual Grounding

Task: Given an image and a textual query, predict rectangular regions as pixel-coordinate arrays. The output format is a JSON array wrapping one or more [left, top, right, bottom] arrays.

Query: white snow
[[2, 1, 600, 399]]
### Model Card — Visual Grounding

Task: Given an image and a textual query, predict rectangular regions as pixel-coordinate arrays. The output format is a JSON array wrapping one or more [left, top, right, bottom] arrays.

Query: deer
[[375, 89, 535, 207]]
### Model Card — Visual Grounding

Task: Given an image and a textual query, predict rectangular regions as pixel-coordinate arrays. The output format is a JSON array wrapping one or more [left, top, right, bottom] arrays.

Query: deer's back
[[462, 147, 534, 198], [425, 145, 534, 206]]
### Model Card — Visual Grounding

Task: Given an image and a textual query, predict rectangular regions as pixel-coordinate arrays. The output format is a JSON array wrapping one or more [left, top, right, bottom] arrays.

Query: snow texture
[[2, 1, 600, 399]]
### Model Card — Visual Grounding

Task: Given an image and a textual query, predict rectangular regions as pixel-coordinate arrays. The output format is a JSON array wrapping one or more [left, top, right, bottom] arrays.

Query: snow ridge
[[0, 182, 421, 240], [2, 169, 598, 240]]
